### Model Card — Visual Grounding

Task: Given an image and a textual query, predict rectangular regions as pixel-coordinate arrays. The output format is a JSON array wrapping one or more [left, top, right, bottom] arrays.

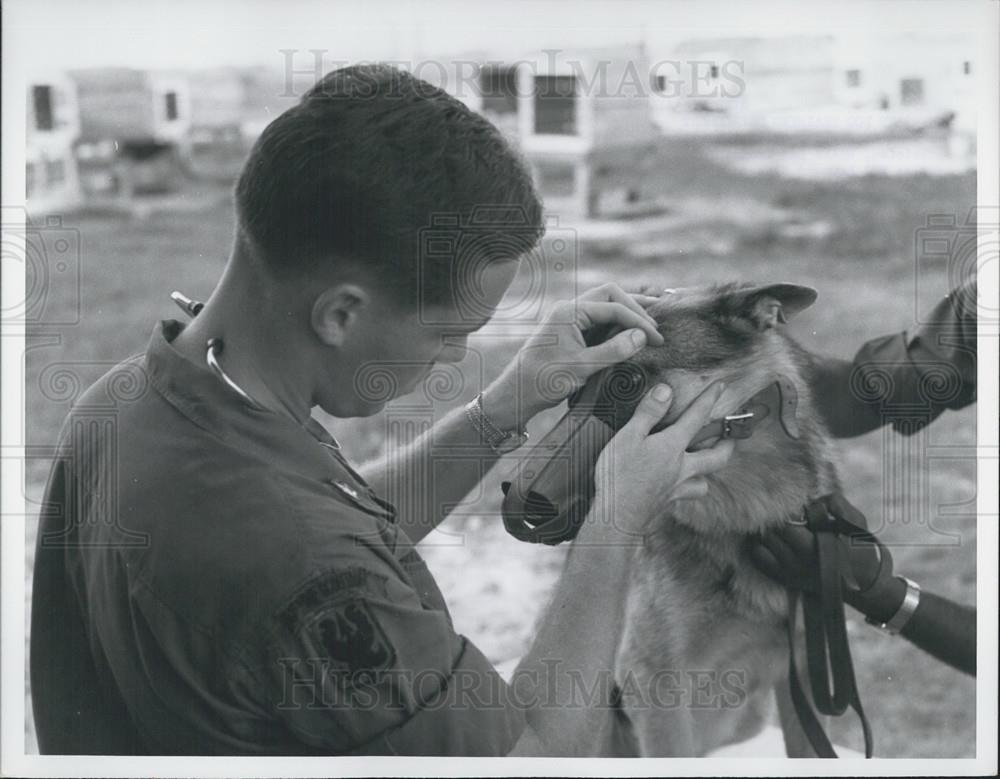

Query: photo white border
[[2, 0, 997, 776]]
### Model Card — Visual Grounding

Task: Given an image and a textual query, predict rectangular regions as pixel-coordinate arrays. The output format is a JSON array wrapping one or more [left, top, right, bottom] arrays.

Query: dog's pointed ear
[[728, 283, 818, 330]]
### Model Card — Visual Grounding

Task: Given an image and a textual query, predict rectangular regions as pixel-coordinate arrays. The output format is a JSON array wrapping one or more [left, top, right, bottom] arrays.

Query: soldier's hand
[[592, 381, 734, 536], [748, 493, 903, 618], [484, 284, 665, 430]]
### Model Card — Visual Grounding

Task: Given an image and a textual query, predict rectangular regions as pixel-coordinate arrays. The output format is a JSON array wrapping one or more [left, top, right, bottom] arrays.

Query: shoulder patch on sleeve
[[274, 567, 399, 688], [313, 599, 396, 682], [276, 567, 389, 634]]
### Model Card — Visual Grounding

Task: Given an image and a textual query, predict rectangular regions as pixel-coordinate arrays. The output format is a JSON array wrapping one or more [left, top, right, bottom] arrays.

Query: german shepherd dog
[[610, 281, 838, 757]]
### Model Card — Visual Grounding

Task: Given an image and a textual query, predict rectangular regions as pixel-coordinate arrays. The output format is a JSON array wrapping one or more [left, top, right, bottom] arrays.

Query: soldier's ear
[[310, 283, 370, 346], [727, 283, 818, 330]]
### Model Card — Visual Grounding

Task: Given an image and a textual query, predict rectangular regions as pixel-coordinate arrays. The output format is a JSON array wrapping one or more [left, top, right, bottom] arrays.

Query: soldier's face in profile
[[316, 259, 520, 418]]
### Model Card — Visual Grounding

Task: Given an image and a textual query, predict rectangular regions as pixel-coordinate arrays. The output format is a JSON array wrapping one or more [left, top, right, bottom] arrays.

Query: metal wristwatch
[[464, 392, 529, 454], [866, 576, 921, 635]]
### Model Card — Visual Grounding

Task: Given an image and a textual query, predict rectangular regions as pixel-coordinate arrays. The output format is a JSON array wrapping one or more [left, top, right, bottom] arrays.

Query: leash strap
[[786, 591, 838, 757], [786, 508, 876, 758]]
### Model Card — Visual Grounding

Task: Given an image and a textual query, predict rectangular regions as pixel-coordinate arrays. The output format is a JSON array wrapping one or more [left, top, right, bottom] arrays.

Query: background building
[[69, 67, 192, 197], [437, 45, 663, 218], [652, 33, 974, 139], [25, 71, 82, 214], [832, 32, 976, 151]]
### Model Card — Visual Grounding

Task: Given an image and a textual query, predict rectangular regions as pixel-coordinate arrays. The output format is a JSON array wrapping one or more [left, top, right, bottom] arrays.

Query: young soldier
[[30, 64, 732, 756]]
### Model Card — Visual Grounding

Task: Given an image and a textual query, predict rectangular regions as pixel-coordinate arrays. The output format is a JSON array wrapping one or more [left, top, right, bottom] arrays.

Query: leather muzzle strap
[[785, 505, 876, 758], [683, 376, 799, 449], [501, 375, 801, 545]]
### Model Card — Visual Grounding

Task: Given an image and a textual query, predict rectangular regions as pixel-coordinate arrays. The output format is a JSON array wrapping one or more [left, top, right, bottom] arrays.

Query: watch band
[[866, 576, 921, 635], [464, 392, 529, 454]]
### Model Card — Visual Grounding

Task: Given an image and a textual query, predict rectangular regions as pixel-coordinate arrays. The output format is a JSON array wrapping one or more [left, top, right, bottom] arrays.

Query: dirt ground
[[22, 136, 978, 757]]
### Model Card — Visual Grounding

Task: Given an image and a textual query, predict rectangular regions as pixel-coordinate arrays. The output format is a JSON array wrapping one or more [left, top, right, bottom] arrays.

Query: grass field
[[23, 136, 977, 757]]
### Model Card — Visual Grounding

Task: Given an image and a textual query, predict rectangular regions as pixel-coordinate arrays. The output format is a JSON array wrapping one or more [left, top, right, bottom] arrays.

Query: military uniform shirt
[[30, 320, 526, 755]]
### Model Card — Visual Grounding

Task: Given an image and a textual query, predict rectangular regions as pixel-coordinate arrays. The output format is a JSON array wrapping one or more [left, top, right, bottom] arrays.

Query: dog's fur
[[609, 281, 839, 757]]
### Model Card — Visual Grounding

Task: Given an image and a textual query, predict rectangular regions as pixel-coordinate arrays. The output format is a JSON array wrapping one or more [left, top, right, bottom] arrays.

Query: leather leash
[[784, 503, 878, 758]]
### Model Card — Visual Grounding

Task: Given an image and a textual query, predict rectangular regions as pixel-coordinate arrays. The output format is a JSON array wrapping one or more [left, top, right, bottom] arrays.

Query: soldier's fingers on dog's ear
[[630, 293, 661, 308], [680, 439, 735, 481], [623, 383, 675, 436], [583, 328, 649, 365], [580, 282, 659, 325], [603, 284, 660, 330], [664, 380, 727, 444], [574, 301, 664, 345]]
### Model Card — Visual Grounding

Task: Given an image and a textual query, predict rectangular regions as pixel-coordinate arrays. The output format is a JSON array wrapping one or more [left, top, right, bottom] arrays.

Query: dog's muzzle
[[500, 365, 801, 545]]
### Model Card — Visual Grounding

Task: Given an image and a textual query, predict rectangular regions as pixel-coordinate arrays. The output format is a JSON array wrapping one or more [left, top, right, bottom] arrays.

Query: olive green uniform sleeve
[[811, 278, 977, 438], [256, 558, 527, 755]]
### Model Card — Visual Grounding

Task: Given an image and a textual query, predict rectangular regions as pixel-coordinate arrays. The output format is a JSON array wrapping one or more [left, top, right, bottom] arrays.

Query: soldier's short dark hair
[[234, 63, 544, 305]]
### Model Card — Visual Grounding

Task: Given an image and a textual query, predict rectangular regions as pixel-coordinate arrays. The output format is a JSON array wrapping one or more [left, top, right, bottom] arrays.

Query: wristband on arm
[[864, 576, 921, 635]]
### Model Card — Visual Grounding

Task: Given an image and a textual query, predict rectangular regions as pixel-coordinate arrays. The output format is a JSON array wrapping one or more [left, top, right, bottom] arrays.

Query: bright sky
[[4, 0, 986, 73]]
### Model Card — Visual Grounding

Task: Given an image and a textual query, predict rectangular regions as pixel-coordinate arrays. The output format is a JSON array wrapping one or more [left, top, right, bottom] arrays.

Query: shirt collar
[[143, 319, 362, 489]]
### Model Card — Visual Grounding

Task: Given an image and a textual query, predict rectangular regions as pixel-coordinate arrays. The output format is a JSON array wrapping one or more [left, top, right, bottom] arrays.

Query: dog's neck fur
[[649, 335, 840, 618]]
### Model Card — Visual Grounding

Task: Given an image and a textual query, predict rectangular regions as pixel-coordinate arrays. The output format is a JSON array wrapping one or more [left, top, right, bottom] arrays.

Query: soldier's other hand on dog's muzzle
[[501, 364, 802, 545]]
